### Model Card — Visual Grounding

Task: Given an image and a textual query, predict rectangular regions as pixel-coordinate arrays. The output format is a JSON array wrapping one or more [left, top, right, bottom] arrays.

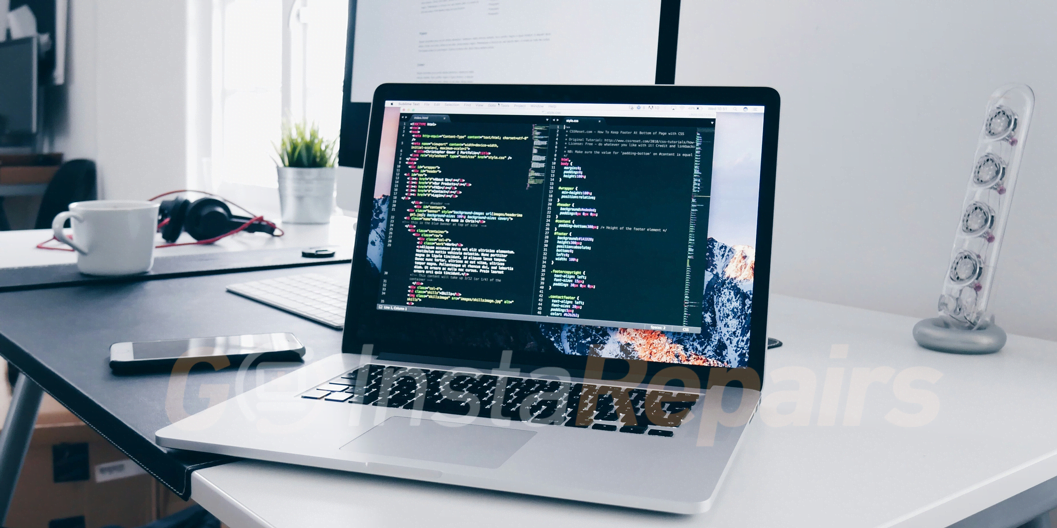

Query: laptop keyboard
[[227, 273, 348, 329], [301, 364, 700, 437]]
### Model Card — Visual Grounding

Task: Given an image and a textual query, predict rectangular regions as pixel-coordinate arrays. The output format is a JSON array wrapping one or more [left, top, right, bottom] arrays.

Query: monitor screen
[[341, 0, 666, 167], [350, 1, 662, 102], [0, 37, 37, 136], [363, 100, 764, 368]]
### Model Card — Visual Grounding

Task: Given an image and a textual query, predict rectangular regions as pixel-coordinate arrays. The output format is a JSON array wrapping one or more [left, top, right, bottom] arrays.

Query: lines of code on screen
[[379, 115, 543, 314], [539, 123, 708, 329], [376, 112, 714, 333]]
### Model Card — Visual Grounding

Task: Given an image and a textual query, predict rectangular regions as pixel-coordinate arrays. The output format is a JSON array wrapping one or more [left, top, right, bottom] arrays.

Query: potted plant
[[274, 121, 338, 224]]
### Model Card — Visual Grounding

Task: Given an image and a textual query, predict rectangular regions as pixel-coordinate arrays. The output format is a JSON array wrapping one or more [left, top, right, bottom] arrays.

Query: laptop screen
[[363, 99, 765, 369]]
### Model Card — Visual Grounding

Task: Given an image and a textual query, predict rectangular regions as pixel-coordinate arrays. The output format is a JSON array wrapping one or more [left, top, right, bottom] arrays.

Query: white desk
[[0, 215, 357, 270], [189, 296, 1057, 528]]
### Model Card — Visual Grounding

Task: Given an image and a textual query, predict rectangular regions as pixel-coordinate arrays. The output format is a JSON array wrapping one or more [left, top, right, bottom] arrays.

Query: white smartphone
[[109, 333, 305, 374]]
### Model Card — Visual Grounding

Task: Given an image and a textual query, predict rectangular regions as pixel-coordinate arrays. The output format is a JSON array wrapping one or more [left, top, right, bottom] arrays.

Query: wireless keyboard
[[227, 273, 349, 329]]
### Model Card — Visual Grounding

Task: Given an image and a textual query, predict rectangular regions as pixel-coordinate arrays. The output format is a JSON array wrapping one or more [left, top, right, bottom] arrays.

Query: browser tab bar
[[385, 100, 747, 119]]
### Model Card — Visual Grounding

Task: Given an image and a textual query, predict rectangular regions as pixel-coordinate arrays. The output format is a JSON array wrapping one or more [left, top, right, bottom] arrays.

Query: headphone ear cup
[[160, 197, 190, 243], [184, 198, 235, 241]]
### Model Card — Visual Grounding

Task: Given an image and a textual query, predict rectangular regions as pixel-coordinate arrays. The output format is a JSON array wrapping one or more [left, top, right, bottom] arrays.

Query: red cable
[[147, 189, 262, 219], [156, 215, 267, 247], [36, 190, 284, 251], [36, 237, 74, 252], [148, 189, 284, 242]]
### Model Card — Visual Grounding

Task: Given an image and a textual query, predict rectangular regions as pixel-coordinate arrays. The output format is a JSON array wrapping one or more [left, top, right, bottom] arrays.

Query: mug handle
[[52, 211, 88, 255]]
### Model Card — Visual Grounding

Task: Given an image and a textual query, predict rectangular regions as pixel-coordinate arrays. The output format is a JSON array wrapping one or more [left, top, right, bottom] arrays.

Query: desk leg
[[0, 375, 43, 524], [0, 197, 10, 231]]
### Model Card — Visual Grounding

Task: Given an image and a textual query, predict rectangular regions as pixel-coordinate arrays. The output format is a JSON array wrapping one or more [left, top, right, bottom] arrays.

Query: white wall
[[95, 0, 190, 199], [47, 0, 97, 162], [44, 1, 1055, 339], [48, 0, 201, 200], [677, 1, 1057, 342]]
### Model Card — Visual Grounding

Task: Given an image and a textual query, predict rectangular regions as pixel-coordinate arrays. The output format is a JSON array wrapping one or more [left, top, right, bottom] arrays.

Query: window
[[288, 0, 348, 142], [207, 0, 348, 195], [212, 0, 283, 188]]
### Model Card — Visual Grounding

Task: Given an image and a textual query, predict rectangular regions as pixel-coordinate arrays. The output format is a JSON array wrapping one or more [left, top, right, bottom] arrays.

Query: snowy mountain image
[[541, 237, 754, 368], [673, 238, 754, 367], [367, 195, 390, 272], [367, 190, 755, 367]]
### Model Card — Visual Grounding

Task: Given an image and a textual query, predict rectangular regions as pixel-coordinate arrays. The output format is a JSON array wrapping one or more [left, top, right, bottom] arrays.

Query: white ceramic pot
[[276, 166, 336, 224]]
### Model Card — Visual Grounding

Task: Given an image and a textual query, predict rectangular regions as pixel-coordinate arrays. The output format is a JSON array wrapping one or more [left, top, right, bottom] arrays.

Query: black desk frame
[[0, 260, 352, 526], [0, 375, 43, 522]]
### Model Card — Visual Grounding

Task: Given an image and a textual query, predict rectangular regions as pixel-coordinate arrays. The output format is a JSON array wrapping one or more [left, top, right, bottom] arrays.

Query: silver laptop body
[[158, 84, 780, 514]]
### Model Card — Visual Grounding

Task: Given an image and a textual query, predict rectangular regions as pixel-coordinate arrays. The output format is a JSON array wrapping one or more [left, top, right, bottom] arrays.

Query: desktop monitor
[[0, 37, 38, 140], [338, 0, 682, 169]]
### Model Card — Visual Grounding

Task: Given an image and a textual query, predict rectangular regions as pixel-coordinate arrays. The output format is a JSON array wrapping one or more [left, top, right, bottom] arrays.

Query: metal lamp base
[[913, 316, 1007, 355]]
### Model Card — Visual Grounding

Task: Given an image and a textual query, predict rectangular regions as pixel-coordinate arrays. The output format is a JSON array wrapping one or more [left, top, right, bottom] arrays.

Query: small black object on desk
[[302, 247, 336, 258]]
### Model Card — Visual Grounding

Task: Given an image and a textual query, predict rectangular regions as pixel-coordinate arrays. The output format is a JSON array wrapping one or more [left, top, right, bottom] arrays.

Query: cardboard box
[[6, 422, 155, 528], [0, 165, 59, 185], [0, 154, 62, 185], [0, 361, 160, 528]]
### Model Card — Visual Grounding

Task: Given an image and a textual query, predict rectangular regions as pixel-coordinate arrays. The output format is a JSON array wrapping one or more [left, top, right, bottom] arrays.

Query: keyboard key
[[301, 390, 331, 400], [647, 429, 674, 437], [325, 392, 353, 402], [619, 425, 647, 434], [565, 417, 592, 428], [591, 424, 617, 431]]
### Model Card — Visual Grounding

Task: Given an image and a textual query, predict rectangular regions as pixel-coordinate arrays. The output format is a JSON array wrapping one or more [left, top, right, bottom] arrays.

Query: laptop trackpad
[[341, 417, 535, 469]]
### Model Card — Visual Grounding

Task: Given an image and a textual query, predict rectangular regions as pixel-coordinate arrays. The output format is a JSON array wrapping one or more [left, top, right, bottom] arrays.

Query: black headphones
[[158, 196, 276, 243]]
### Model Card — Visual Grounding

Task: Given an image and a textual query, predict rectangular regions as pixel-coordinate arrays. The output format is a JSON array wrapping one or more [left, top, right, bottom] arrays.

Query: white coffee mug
[[52, 200, 161, 276]]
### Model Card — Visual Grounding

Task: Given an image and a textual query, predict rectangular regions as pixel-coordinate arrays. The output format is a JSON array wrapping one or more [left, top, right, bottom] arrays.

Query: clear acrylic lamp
[[913, 84, 1034, 354]]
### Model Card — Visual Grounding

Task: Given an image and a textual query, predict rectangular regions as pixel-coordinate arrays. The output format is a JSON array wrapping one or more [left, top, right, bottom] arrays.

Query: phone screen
[[131, 333, 303, 360]]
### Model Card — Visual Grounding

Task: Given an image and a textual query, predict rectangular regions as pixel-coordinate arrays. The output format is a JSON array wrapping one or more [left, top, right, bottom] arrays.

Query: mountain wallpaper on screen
[[367, 194, 390, 273], [367, 195, 754, 368], [539, 238, 754, 368]]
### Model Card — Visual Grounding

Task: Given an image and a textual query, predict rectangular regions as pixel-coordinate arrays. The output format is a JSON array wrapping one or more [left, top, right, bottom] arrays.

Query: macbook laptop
[[157, 83, 780, 514]]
